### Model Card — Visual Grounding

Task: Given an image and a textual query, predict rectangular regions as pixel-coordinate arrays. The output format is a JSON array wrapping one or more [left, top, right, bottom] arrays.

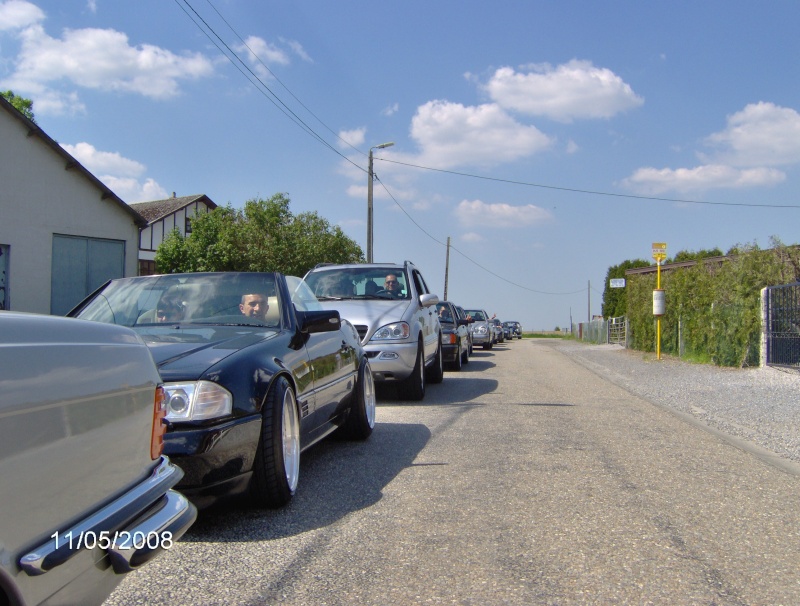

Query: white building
[[130, 194, 217, 275], [0, 96, 145, 314]]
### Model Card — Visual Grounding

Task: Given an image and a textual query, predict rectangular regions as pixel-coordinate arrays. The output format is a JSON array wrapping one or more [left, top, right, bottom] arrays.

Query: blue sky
[[2, 0, 799, 330]]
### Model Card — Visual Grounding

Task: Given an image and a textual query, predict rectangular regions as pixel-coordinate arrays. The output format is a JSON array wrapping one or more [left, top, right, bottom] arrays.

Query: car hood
[[316, 299, 413, 338], [135, 325, 279, 379]]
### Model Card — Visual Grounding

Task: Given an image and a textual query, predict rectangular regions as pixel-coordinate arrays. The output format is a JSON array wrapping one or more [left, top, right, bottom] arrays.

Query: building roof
[[0, 95, 147, 228], [130, 194, 217, 224]]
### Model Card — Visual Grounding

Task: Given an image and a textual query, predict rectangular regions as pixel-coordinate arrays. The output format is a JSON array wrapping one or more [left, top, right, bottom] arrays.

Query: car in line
[[435, 300, 470, 370], [0, 311, 196, 606], [454, 305, 474, 355], [303, 261, 443, 401], [68, 272, 376, 510], [464, 308, 493, 350], [505, 320, 523, 339], [491, 318, 506, 344]]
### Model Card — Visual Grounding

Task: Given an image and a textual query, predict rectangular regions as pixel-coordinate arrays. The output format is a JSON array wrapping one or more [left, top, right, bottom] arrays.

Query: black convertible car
[[69, 272, 375, 509]]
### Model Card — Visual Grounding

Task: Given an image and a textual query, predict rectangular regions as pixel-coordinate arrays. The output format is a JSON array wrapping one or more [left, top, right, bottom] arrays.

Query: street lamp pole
[[367, 141, 394, 263]]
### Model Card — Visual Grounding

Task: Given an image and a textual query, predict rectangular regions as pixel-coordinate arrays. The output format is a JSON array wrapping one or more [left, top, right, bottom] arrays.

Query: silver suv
[[303, 261, 442, 400]]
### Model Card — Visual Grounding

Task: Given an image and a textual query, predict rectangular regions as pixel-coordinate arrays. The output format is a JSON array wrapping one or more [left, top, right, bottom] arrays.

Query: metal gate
[[607, 316, 627, 345], [765, 282, 800, 367]]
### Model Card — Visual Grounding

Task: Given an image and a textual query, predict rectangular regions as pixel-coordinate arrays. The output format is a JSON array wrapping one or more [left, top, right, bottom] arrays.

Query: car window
[[286, 276, 323, 312], [305, 267, 410, 300], [74, 273, 280, 328], [466, 310, 486, 321]]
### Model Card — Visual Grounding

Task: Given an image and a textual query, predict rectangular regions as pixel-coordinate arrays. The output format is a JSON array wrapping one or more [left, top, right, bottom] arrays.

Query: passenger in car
[[240, 293, 269, 320], [156, 289, 185, 323]]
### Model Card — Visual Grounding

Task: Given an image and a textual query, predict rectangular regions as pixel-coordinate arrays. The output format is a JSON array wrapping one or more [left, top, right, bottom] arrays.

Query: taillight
[[150, 386, 167, 460]]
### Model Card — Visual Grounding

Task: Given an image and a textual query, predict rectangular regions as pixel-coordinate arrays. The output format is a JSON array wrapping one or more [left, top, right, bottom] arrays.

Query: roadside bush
[[626, 240, 800, 367]]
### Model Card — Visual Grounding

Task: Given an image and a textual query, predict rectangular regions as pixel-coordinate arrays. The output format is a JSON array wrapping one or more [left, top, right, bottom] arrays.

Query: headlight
[[475, 325, 488, 335], [163, 381, 232, 421], [442, 332, 457, 345], [370, 321, 410, 342]]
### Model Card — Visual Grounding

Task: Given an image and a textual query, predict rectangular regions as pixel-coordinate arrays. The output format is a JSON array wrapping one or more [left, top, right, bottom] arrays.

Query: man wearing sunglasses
[[383, 274, 404, 298]]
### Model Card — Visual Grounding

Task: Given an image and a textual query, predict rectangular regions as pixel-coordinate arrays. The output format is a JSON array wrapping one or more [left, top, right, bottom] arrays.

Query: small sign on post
[[653, 289, 665, 316], [651, 242, 667, 360]]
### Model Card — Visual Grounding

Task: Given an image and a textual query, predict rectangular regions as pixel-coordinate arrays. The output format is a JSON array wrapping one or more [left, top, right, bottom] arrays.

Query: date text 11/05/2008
[[50, 530, 174, 551]]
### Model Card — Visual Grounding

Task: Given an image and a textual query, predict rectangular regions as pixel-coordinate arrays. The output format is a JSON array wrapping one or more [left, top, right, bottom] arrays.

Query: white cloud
[[382, 103, 399, 117], [623, 102, 800, 194], [2, 21, 214, 112], [61, 142, 145, 177], [103, 176, 168, 203], [281, 38, 312, 62], [60, 142, 167, 203], [235, 35, 289, 79], [461, 232, 484, 242], [456, 199, 551, 229], [410, 100, 553, 169], [0, 0, 43, 31], [338, 127, 365, 149], [482, 60, 644, 123], [621, 165, 785, 195], [566, 139, 579, 154], [702, 102, 800, 167]]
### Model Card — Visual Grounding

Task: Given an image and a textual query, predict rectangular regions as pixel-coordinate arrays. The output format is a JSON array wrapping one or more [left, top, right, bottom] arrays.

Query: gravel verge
[[548, 340, 800, 467]]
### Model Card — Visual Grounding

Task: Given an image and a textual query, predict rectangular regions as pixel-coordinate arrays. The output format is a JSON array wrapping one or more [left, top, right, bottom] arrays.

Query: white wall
[[0, 111, 140, 314]]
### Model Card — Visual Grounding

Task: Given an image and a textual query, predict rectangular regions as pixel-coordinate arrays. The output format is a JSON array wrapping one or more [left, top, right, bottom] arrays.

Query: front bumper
[[364, 340, 418, 382], [164, 413, 263, 509], [470, 329, 492, 345], [19, 457, 196, 576]]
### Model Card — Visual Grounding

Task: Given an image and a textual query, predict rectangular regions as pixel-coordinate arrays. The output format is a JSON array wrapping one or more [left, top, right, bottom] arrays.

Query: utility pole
[[443, 237, 451, 300], [588, 280, 591, 322], [366, 142, 394, 263]]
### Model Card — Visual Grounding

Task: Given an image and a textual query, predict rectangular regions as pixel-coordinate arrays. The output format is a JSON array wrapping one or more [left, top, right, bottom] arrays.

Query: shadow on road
[[184, 421, 429, 541]]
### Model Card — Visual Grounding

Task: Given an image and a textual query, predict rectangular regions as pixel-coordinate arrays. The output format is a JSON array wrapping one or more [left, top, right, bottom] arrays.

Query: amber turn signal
[[150, 386, 167, 460]]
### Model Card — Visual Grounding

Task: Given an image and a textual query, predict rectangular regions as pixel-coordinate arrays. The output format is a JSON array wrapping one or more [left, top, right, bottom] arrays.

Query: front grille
[[354, 324, 368, 341]]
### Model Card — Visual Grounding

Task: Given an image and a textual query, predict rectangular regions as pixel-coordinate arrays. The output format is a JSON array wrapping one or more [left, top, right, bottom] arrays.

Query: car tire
[[398, 342, 425, 401], [341, 360, 376, 440], [451, 343, 463, 371], [427, 338, 444, 384], [251, 376, 300, 508]]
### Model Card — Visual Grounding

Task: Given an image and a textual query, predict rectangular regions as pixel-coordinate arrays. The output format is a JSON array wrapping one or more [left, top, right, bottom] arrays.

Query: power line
[[374, 176, 586, 296], [173, 0, 365, 173], [200, 0, 367, 158], [377, 158, 800, 209]]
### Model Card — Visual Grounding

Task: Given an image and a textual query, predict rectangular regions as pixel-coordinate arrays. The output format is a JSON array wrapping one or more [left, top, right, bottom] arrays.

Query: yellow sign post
[[652, 242, 667, 360]]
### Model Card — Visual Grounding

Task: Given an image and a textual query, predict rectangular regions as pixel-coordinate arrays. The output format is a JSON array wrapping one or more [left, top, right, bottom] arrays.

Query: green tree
[[1, 90, 35, 122], [601, 258, 650, 318], [155, 193, 364, 275], [671, 247, 723, 263]]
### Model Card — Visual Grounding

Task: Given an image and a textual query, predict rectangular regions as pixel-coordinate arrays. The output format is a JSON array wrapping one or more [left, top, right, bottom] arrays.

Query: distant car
[[436, 300, 470, 370], [68, 272, 375, 510], [491, 318, 506, 343], [505, 321, 522, 339], [0, 311, 196, 606], [464, 308, 493, 350], [303, 261, 443, 401], [454, 305, 474, 355]]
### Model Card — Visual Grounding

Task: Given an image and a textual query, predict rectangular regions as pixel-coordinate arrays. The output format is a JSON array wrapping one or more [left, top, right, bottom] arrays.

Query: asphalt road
[[105, 339, 800, 605]]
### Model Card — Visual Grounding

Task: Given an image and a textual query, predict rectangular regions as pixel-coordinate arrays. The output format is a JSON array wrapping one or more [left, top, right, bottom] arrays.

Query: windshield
[[465, 310, 486, 321], [305, 267, 410, 300], [73, 273, 281, 328]]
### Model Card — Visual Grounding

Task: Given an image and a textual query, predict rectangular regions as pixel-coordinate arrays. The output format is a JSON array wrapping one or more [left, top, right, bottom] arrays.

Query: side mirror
[[298, 309, 341, 334], [419, 293, 439, 308]]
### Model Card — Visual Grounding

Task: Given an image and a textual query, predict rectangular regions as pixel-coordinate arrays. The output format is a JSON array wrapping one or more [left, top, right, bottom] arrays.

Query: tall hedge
[[626, 241, 800, 367]]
